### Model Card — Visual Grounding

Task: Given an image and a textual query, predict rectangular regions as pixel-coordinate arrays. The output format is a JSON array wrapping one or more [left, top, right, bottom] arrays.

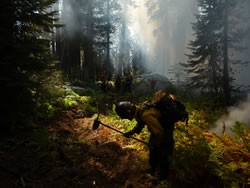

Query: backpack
[[140, 91, 189, 126]]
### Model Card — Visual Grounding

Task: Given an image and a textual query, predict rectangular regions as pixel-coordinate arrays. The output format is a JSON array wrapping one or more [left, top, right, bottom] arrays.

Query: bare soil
[[0, 110, 162, 188]]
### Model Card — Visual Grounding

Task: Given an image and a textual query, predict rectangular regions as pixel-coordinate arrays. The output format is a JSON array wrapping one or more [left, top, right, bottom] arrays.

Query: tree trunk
[[70, 32, 81, 80], [211, 45, 218, 95], [55, 0, 61, 59], [83, 0, 94, 82], [71, 0, 81, 80], [61, 0, 81, 80], [212, 59, 218, 95], [51, 6, 56, 55], [118, 18, 126, 76], [61, 0, 70, 76], [106, 0, 111, 77], [223, 0, 230, 105]]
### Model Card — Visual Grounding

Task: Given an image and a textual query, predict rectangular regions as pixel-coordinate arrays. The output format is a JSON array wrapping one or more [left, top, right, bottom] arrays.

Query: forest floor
[[0, 109, 171, 188]]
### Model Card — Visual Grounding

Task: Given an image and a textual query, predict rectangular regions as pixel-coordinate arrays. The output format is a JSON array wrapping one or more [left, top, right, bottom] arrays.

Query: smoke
[[127, 0, 197, 77], [211, 94, 250, 135], [61, 0, 83, 37], [58, 0, 250, 87], [128, 0, 156, 56], [128, 0, 250, 87], [152, 0, 196, 72], [229, 0, 250, 89]]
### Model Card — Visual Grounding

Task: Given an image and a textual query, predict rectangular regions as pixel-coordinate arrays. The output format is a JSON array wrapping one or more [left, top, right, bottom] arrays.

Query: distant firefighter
[[115, 75, 121, 92], [123, 75, 133, 93]]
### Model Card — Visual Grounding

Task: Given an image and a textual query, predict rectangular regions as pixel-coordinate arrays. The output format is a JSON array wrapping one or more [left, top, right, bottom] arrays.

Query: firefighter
[[115, 75, 121, 93], [115, 101, 176, 179], [123, 75, 133, 93]]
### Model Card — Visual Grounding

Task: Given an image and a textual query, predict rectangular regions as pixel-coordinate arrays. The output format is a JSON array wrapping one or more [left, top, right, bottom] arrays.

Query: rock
[[134, 73, 172, 95], [70, 86, 89, 93]]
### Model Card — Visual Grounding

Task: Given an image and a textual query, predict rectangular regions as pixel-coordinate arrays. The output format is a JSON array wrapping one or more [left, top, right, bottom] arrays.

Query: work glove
[[123, 131, 133, 138]]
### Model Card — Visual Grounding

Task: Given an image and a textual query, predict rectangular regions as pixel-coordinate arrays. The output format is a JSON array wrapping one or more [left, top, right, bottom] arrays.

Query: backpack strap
[[137, 101, 154, 123], [127, 102, 153, 135]]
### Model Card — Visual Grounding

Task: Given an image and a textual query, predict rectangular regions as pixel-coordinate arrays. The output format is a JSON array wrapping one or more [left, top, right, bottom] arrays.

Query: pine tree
[[184, 0, 248, 103], [83, 0, 95, 81], [94, 0, 121, 79], [0, 0, 57, 126], [60, 0, 119, 82], [183, 0, 223, 95], [117, 0, 137, 77], [61, 0, 82, 80]]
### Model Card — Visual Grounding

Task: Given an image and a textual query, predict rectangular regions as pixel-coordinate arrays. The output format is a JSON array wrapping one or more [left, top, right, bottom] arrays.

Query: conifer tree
[[94, 0, 121, 79], [61, 0, 82, 80], [184, 0, 248, 103], [0, 0, 57, 126], [183, 0, 223, 95]]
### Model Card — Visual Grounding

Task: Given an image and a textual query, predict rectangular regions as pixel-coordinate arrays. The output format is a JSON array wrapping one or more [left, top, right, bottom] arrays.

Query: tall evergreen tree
[[184, 0, 248, 104], [61, 0, 82, 80], [54, 0, 62, 59], [132, 46, 145, 76], [93, 0, 121, 79], [183, 0, 223, 95], [222, 0, 230, 104], [118, 1, 128, 76], [0, 0, 57, 126], [83, 0, 95, 81], [117, 0, 137, 77]]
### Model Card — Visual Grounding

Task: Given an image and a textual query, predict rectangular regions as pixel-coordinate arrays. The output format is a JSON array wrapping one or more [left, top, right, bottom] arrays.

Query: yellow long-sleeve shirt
[[131, 106, 165, 146]]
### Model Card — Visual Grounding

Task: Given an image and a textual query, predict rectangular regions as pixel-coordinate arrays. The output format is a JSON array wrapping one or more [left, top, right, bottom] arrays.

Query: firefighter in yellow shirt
[[115, 101, 176, 179]]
